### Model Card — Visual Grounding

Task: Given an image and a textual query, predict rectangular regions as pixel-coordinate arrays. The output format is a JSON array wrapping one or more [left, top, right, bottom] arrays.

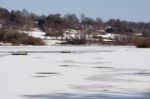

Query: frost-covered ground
[[0, 46, 150, 99]]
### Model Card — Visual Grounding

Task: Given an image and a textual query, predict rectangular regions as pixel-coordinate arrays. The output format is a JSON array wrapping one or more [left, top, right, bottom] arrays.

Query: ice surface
[[0, 45, 150, 99]]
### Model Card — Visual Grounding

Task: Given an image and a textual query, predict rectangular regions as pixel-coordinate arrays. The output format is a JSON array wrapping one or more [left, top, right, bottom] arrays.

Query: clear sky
[[0, 0, 150, 22]]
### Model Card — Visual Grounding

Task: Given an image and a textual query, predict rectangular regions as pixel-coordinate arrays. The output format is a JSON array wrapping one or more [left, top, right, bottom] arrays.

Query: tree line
[[0, 7, 150, 47], [0, 7, 150, 37]]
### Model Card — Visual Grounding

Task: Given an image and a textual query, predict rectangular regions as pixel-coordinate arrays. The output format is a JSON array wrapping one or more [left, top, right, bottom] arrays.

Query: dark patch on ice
[[93, 66, 113, 69], [134, 72, 150, 76], [86, 74, 141, 82], [33, 72, 61, 78], [21, 92, 148, 99], [60, 64, 80, 67], [107, 68, 150, 77], [60, 65, 70, 67], [105, 67, 144, 73], [71, 84, 113, 92]]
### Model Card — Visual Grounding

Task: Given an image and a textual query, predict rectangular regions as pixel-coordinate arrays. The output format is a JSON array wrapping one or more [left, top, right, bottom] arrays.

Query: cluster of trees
[[1, 7, 150, 36], [0, 8, 37, 30], [106, 19, 150, 37], [0, 7, 150, 46]]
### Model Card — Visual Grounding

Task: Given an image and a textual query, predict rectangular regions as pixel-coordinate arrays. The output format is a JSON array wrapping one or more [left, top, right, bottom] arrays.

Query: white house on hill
[[63, 29, 83, 40]]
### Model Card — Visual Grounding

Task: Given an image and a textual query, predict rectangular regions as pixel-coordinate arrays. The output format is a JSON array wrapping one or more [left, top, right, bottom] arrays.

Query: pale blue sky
[[0, 0, 150, 22]]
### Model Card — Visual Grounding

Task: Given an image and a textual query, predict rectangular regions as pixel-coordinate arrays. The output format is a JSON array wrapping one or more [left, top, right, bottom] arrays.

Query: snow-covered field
[[0, 46, 150, 99]]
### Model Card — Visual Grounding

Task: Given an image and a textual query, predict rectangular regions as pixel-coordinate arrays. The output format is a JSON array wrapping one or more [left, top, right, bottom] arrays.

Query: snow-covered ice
[[0, 46, 150, 99]]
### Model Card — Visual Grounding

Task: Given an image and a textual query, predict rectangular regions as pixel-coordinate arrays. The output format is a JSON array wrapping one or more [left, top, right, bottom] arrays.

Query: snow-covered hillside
[[22, 28, 46, 39]]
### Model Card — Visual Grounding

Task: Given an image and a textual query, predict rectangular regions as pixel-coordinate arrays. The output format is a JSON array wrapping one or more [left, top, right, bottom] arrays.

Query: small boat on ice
[[11, 51, 28, 55], [61, 50, 72, 53]]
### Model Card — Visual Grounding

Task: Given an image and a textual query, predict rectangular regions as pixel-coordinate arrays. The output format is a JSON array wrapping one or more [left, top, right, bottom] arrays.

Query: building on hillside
[[63, 29, 95, 40], [63, 29, 81, 40]]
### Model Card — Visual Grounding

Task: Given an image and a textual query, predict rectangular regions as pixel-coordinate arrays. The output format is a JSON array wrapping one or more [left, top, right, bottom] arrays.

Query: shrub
[[135, 38, 150, 48]]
